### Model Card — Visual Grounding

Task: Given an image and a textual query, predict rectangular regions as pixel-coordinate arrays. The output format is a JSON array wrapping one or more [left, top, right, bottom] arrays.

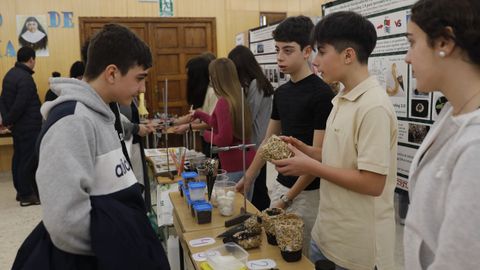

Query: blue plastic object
[[182, 171, 198, 179], [188, 181, 206, 189], [193, 202, 212, 224], [193, 202, 212, 211]]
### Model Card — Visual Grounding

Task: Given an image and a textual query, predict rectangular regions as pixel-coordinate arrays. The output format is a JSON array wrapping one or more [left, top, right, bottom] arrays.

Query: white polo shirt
[[311, 76, 398, 270]]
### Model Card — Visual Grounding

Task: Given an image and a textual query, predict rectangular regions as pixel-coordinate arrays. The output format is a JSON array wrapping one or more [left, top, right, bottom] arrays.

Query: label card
[[246, 259, 276, 269], [188, 237, 215, 247], [191, 250, 221, 262]]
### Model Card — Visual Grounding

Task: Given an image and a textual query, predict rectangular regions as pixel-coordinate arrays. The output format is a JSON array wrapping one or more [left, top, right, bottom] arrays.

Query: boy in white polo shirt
[[272, 11, 397, 270]]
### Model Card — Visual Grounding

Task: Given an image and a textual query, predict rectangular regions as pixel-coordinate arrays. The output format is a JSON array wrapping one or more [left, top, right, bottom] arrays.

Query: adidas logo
[[115, 158, 131, 177]]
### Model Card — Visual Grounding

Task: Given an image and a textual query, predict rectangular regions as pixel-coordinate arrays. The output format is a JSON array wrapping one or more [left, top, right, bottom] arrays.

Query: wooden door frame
[[79, 17, 216, 53], [78, 17, 217, 115]]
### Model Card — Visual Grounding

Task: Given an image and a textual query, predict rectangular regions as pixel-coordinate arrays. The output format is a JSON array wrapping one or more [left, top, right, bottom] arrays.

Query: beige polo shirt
[[311, 76, 397, 270]]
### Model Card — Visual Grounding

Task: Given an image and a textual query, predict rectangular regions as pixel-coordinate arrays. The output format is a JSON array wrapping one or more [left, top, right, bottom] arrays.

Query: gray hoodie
[[37, 78, 137, 255], [405, 103, 480, 269]]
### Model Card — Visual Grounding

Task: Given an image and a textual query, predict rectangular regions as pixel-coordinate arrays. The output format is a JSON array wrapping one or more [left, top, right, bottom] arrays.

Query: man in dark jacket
[[1, 46, 42, 206]]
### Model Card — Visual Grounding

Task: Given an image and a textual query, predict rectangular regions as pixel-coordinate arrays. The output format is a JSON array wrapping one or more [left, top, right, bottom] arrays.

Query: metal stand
[[224, 87, 254, 227], [163, 79, 174, 180]]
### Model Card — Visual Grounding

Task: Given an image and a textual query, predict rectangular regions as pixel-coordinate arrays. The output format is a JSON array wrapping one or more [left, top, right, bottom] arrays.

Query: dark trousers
[[12, 131, 39, 198], [251, 165, 270, 211]]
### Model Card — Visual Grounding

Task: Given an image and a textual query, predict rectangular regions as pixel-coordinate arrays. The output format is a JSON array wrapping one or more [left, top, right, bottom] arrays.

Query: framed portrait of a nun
[[17, 15, 49, 57]]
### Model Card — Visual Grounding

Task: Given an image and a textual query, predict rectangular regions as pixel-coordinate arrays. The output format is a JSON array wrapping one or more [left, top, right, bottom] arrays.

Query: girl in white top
[[404, 0, 480, 269]]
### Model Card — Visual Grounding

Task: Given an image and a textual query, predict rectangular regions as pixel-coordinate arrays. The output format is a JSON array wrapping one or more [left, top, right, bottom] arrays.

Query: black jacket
[[1, 62, 42, 136]]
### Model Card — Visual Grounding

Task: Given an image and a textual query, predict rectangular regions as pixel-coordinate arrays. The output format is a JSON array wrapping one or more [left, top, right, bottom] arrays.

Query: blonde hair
[[209, 58, 252, 140]]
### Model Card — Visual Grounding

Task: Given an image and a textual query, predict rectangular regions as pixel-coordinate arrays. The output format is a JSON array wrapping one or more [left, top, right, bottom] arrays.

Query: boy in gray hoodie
[[13, 24, 170, 270]]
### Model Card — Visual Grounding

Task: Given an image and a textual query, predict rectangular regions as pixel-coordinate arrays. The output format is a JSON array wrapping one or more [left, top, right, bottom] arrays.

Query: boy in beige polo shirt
[[272, 11, 397, 270]]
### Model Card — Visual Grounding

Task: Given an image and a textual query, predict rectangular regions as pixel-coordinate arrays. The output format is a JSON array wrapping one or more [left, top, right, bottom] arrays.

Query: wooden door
[[79, 17, 216, 117], [149, 19, 216, 117], [79, 17, 216, 147]]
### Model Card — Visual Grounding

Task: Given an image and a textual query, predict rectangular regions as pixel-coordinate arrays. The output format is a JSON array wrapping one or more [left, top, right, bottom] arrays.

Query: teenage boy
[[236, 15, 334, 255], [12, 24, 170, 270], [273, 11, 397, 270]]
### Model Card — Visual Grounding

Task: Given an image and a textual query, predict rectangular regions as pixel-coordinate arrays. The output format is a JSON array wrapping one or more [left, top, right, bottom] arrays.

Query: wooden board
[[169, 191, 259, 235]]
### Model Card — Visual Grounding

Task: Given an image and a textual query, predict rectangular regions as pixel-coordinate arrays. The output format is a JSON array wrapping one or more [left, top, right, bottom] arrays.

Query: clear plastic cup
[[188, 181, 207, 201], [196, 166, 207, 183], [213, 179, 236, 216], [210, 174, 229, 207], [191, 156, 206, 170], [197, 165, 207, 176]]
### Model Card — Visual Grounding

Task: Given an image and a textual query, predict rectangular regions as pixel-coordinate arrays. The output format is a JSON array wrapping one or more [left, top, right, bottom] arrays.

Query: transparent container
[[205, 242, 248, 270], [191, 156, 206, 170], [189, 181, 207, 202], [197, 165, 207, 176], [211, 175, 233, 208], [196, 165, 207, 183], [213, 179, 236, 216], [217, 169, 227, 176]]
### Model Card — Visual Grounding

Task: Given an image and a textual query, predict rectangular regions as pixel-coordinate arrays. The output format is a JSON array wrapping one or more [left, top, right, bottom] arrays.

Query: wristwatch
[[280, 194, 293, 208]]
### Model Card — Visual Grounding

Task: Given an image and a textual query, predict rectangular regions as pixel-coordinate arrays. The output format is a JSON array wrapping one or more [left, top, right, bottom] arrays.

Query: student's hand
[[279, 136, 319, 160], [189, 109, 198, 120], [236, 171, 253, 194], [271, 144, 313, 176], [174, 114, 193, 125], [271, 199, 287, 210], [137, 123, 156, 137], [172, 124, 189, 134]]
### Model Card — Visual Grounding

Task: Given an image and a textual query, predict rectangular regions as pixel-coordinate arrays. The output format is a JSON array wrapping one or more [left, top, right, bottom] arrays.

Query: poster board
[[323, 0, 444, 191]]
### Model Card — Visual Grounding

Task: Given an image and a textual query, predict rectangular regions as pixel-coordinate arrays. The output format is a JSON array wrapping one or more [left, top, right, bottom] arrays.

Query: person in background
[[228, 45, 274, 210], [191, 58, 255, 182], [172, 55, 218, 157], [201, 51, 216, 62], [45, 61, 85, 102], [1, 46, 42, 206], [44, 71, 61, 102], [403, 0, 480, 269], [70, 60, 85, 80]]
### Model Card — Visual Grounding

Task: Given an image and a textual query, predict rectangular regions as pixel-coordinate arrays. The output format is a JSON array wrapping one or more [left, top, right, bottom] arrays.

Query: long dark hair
[[227, 45, 274, 97], [186, 56, 212, 109]]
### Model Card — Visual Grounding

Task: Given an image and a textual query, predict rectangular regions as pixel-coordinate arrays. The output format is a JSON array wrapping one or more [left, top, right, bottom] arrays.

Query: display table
[[169, 191, 259, 237], [184, 227, 315, 270], [169, 191, 314, 270]]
